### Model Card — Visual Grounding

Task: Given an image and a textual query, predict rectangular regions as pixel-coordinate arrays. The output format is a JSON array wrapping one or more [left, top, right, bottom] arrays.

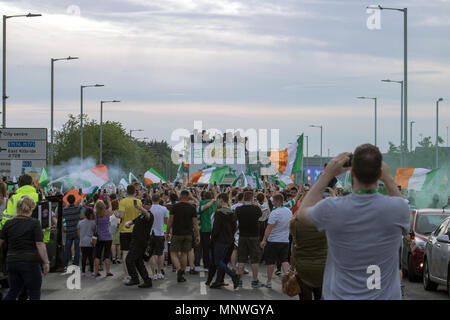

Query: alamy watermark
[[66, 265, 81, 290], [366, 6, 381, 30]]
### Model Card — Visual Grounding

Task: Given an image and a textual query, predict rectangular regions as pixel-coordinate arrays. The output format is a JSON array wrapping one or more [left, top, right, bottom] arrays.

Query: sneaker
[[210, 282, 222, 289], [95, 273, 102, 278], [244, 268, 249, 274], [91, 272, 96, 277], [265, 281, 272, 289], [251, 280, 263, 288], [157, 273, 164, 280], [123, 276, 131, 283], [138, 279, 152, 288], [106, 273, 113, 277], [232, 275, 239, 289], [112, 259, 116, 264], [160, 269, 165, 276], [186, 266, 190, 271], [125, 278, 140, 286], [177, 270, 186, 283], [116, 259, 122, 264], [275, 269, 281, 276], [152, 274, 158, 281]]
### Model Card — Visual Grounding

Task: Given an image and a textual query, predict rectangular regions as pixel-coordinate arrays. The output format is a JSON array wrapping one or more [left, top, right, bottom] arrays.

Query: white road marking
[[200, 281, 207, 295]]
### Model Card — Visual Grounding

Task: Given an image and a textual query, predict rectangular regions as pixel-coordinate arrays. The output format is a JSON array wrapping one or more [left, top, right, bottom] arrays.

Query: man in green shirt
[[198, 191, 217, 270]]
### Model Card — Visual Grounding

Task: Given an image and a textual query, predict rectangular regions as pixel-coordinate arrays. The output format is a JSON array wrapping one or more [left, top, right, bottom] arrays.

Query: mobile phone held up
[[344, 154, 353, 168]]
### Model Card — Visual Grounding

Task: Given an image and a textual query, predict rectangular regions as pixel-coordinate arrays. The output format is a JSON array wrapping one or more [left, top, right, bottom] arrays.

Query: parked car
[[402, 209, 450, 282], [423, 217, 450, 295]]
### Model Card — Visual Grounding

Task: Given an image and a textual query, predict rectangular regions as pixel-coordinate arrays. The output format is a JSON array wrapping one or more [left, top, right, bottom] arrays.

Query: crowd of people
[[0, 143, 412, 300]]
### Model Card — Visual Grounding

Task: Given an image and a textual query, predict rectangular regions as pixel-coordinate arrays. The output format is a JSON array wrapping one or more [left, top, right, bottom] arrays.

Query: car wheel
[[408, 255, 419, 282], [423, 259, 438, 291]]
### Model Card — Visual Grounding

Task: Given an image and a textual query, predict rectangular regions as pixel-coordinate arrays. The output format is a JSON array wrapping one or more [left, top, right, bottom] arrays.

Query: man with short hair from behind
[[63, 194, 81, 271], [149, 193, 168, 280], [260, 192, 291, 288], [296, 144, 410, 300], [236, 190, 263, 288], [118, 184, 142, 283], [166, 190, 200, 283]]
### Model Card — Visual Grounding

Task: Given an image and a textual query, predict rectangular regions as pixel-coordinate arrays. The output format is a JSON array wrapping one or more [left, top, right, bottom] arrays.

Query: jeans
[[126, 241, 150, 282], [200, 232, 211, 268], [64, 234, 80, 267], [3, 261, 42, 300], [212, 242, 236, 285]]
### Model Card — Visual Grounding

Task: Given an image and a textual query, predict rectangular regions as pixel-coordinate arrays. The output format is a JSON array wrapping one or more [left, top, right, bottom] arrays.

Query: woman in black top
[[0, 196, 50, 300]]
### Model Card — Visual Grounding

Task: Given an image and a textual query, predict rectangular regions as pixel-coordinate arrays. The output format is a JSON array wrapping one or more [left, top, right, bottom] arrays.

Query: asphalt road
[[1, 263, 449, 300]]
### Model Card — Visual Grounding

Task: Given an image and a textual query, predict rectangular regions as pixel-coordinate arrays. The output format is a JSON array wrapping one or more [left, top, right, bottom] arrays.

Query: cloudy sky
[[1, 0, 449, 156]]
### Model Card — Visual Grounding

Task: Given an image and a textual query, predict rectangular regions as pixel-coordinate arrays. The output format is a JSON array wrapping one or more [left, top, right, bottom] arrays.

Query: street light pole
[[2, 13, 42, 128], [369, 5, 407, 164], [309, 125, 323, 166], [130, 129, 143, 137], [357, 96, 377, 147], [50, 56, 78, 167], [409, 121, 415, 153], [436, 98, 444, 169], [100, 100, 120, 165], [80, 84, 104, 160]]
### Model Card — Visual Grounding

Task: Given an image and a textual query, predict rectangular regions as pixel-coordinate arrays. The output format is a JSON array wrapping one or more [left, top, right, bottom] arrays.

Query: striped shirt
[[63, 205, 81, 237]]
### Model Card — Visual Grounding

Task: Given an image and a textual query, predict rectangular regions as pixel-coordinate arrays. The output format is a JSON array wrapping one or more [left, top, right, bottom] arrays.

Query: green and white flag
[[38, 166, 50, 187], [118, 177, 129, 191], [129, 172, 138, 184], [174, 164, 184, 184]]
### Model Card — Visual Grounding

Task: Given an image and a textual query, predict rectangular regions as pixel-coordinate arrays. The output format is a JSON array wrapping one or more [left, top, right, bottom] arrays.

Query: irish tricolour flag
[[190, 166, 228, 185], [269, 134, 303, 177], [143, 168, 167, 185], [395, 168, 440, 191]]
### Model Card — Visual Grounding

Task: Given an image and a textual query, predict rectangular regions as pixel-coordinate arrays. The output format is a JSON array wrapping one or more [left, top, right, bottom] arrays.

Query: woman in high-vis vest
[[0, 196, 50, 300]]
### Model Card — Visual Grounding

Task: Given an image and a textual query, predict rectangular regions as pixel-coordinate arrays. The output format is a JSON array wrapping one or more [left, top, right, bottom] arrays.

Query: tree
[[53, 114, 177, 180]]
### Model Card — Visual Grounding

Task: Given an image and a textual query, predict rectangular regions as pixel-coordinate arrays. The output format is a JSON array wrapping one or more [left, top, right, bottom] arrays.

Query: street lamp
[[50, 56, 78, 167], [80, 84, 104, 159], [382, 79, 404, 157], [130, 129, 143, 137], [436, 98, 444, 169], [409, 121, 415, 153], [100, 100, 120, 165], [309, 125, 323, 166], [3, 13, 42, 128], [357, 96, 377, 147], [369, 5, 408, 164]]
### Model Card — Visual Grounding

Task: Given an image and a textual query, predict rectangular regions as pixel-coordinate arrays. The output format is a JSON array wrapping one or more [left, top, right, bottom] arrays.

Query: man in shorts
[[166, 190, 200, 282], [260, 193, 292, 288], [149, 193, 168, 280], [236, 191, 263, 288], [118, 184, 142, 282]]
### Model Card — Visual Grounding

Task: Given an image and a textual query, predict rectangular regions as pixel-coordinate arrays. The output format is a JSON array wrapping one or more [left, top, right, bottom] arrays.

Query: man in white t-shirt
[[149, 194, 168, 280], [260, 192, 292, 288]]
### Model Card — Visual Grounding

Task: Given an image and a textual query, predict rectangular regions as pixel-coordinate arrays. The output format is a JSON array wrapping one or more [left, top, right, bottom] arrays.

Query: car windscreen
[[415, 214, 449, 235]]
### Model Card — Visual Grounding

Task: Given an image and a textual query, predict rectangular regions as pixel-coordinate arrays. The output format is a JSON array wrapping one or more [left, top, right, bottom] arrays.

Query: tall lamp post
[[100, 100, 120, 165], [130, 129, 143, 137], [382, 79, 404, 164], [369, 5, 408, 164], [309, 125, 323, 167], [409, 121, 415, 153], [80, 84, 104, 160], [50, 56, 78, 167], [436, 98, 444, 169], [357, 96, 377, 147], [3, 13, 42, 128]]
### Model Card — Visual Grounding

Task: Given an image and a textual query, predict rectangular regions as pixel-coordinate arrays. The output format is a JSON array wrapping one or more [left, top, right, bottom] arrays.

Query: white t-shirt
[[267, 206, 292, 243], [151, 204, 169, 236]]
